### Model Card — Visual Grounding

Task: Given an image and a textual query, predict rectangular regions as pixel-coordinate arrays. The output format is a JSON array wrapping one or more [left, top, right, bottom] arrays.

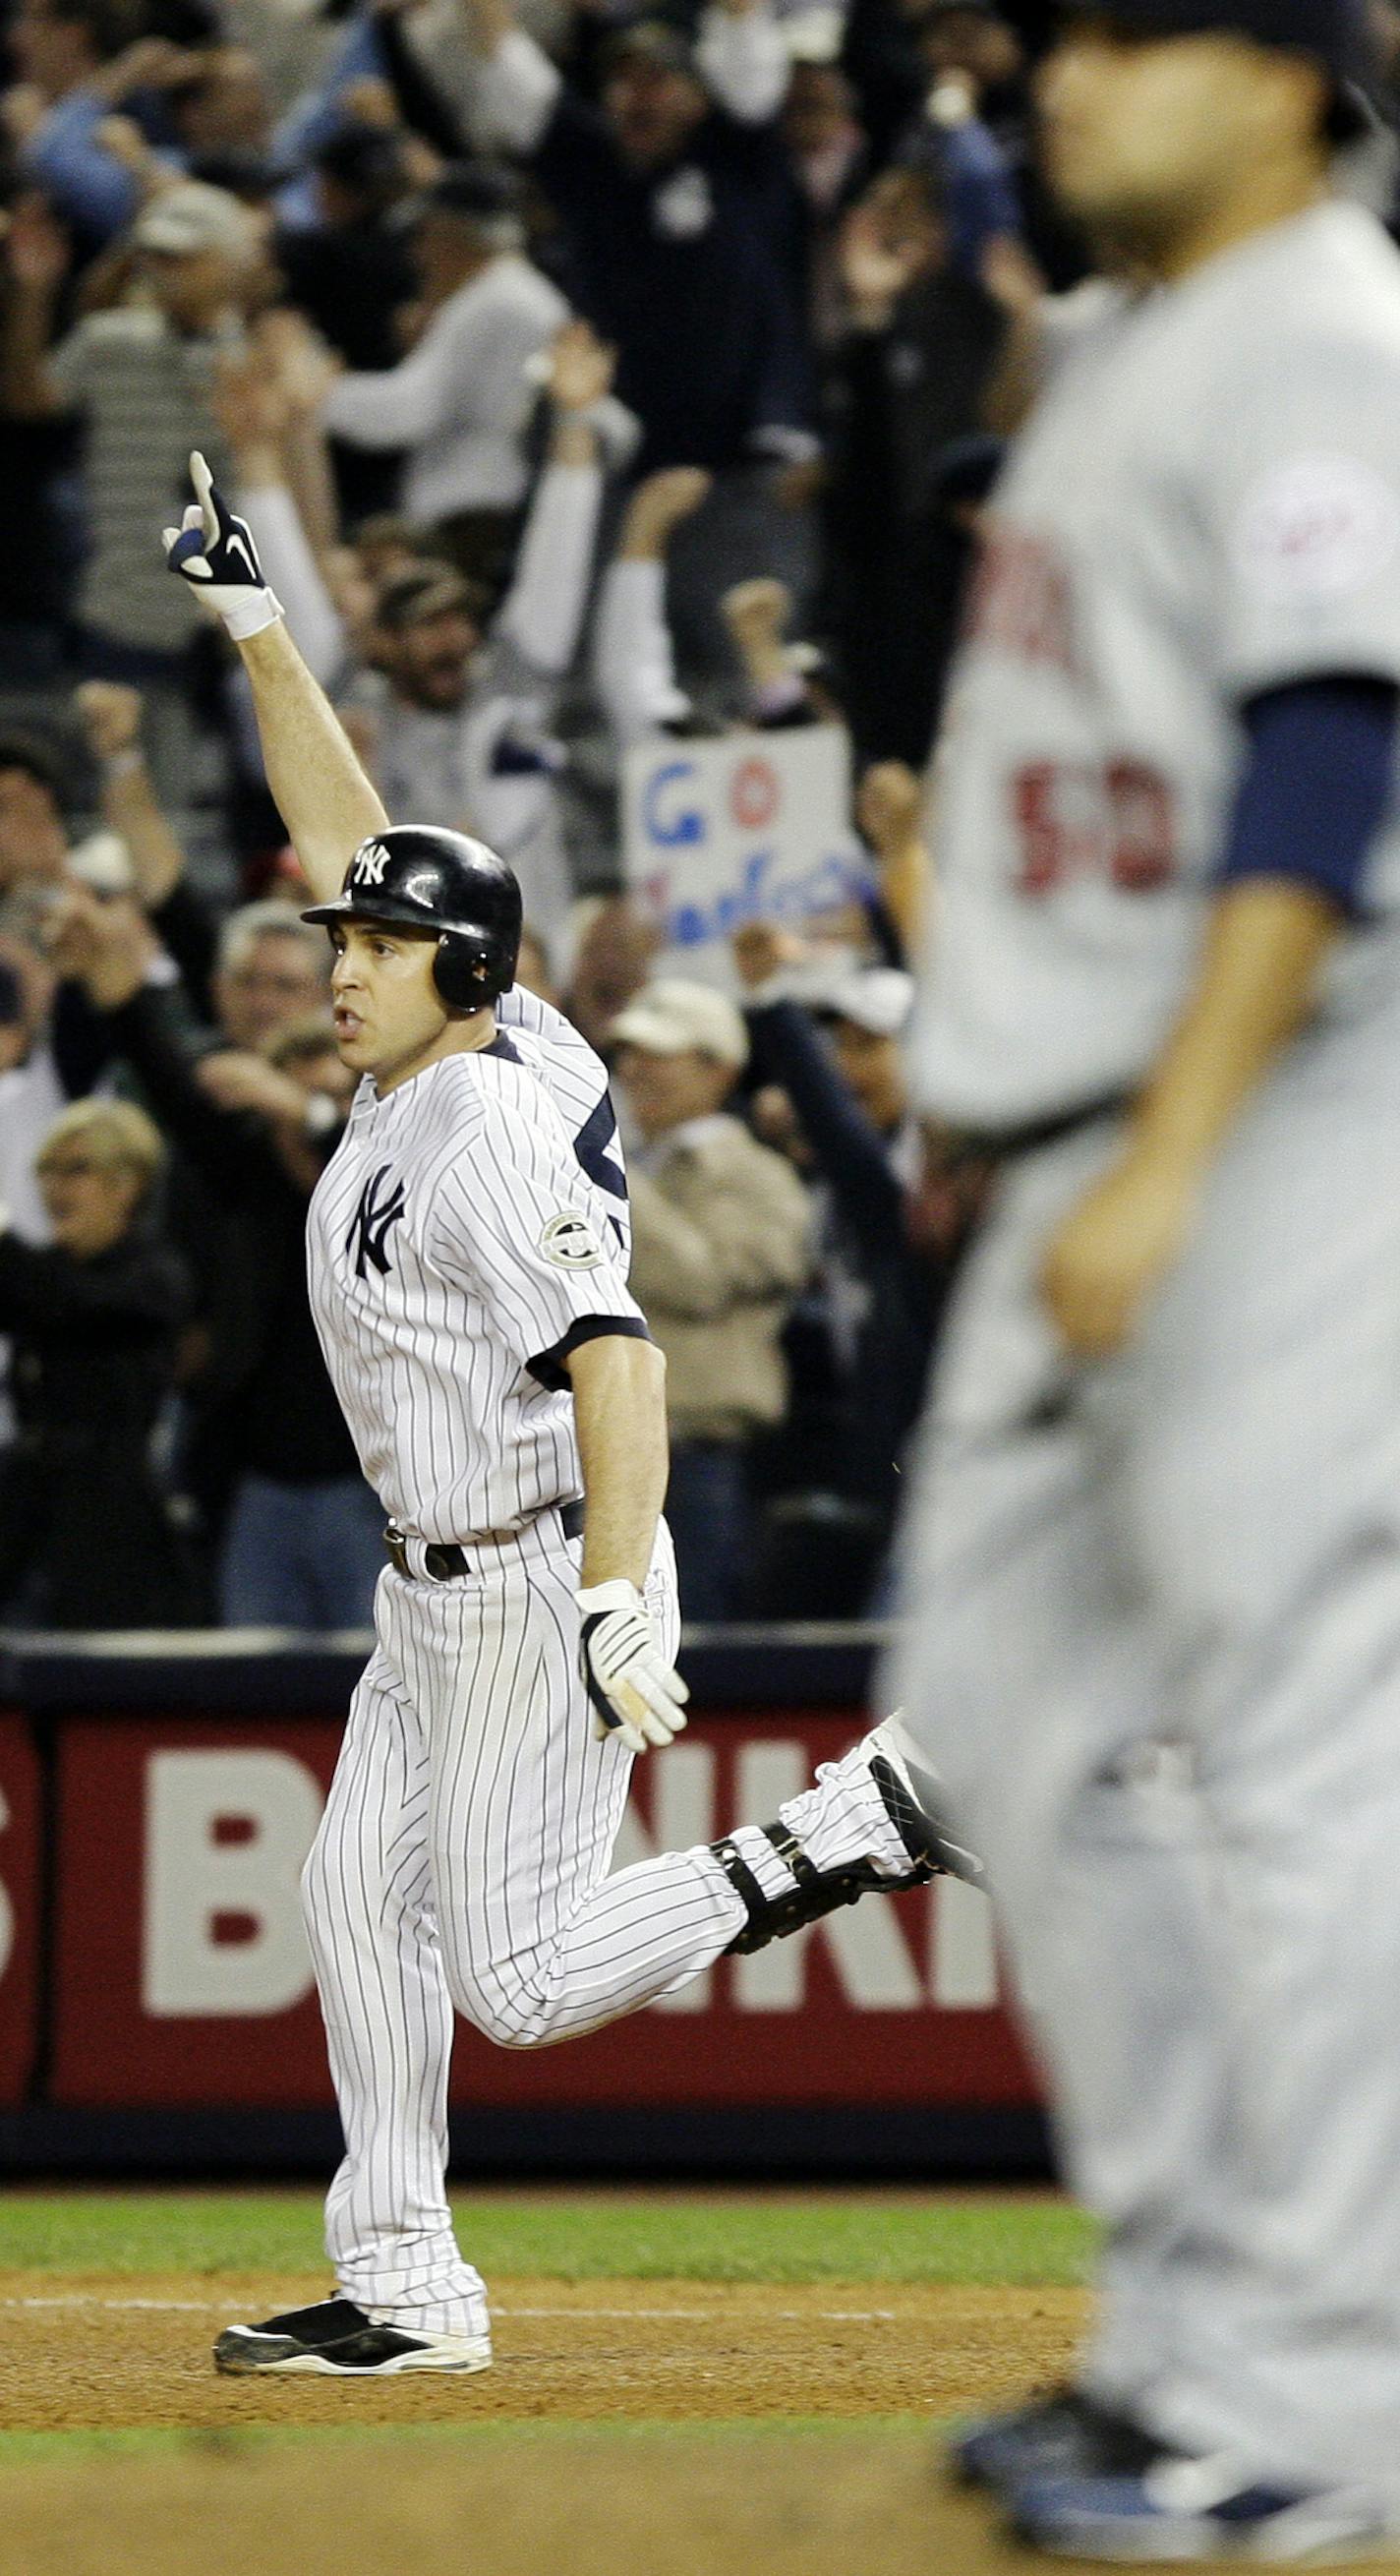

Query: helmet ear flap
[[433, 931, 502, 1012]]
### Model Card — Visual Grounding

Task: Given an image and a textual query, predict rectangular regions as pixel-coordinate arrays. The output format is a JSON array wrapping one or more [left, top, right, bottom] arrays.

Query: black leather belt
[[385, 1496, 585, 1581], [940, 1091, 1129, 1167]]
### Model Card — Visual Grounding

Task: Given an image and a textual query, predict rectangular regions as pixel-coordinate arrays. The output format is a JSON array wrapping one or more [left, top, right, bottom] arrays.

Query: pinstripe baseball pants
[[888, 1001, 1400, 2499], [303, 1516, 750, 2332]]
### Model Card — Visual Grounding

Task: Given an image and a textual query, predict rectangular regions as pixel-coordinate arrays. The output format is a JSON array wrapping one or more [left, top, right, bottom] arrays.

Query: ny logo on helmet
[[351, 840, 392, 887], [346, 1162, 407, 1279]]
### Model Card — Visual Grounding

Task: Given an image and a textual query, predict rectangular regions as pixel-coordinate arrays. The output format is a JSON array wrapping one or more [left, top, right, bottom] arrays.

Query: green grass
[[0, 2188, 1093, 2287], [0, 2419, 941, 2470]]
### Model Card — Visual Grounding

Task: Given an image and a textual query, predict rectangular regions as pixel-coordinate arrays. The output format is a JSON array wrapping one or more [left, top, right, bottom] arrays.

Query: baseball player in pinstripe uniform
[[886, 1, 1400, 2559], [161, 455, 977, 2381]]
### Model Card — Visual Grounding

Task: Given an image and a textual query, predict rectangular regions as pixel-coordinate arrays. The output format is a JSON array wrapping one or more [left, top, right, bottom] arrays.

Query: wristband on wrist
[[221, 589, 283, 643], [577, 1578, 643, 1615]]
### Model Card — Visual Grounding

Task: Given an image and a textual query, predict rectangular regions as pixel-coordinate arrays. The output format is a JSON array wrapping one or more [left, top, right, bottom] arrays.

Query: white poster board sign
[[621, 725, 870, 989]]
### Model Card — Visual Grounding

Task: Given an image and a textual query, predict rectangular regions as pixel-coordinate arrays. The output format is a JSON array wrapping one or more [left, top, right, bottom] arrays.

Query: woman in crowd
[[0, 1097, 200, 1628]]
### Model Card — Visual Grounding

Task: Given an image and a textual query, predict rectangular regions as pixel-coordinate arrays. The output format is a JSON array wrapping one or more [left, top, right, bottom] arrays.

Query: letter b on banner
[[144, 1750, 323, 2016]]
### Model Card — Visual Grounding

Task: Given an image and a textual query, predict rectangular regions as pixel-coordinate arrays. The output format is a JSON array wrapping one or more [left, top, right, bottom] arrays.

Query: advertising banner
[[48, 1713, 1036, 2112], [0, 1714, 40, 2103]]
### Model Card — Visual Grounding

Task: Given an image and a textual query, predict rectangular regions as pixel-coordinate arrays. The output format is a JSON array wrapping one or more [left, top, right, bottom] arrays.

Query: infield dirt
[[3, 2277, 1396, 2575], [0, 2274, 1091, 2575], [0, 2272, 1082, 2432]]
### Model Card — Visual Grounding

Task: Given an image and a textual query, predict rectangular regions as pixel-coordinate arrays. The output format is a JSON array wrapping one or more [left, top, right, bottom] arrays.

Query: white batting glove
[[577, 1580, 689, 1755], [162, 450, 281, 641]]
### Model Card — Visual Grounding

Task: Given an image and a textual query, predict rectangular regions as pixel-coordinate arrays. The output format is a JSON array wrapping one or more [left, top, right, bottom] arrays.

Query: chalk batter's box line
[[2, 2296, 900, 2321]]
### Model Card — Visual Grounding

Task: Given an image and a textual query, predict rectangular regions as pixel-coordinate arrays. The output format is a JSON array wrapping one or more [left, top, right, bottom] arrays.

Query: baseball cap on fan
[[1059, 0, 1373, 141], [600, 19, 699, 77], [393, 160, 524, 249], [374, 561, 488, 633], [612, 979, 750, 1070], [809, 965, 915, 1037], [133, 180, 261, 258]]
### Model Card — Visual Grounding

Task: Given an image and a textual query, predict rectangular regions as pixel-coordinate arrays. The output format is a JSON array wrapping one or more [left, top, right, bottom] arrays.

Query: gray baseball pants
[[888, 1000, 1400, 2498]]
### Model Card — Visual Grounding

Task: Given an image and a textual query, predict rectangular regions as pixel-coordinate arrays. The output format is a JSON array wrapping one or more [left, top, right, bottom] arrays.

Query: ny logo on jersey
[[351, 840, 391, 887], [345, 1162, 406, 1279]]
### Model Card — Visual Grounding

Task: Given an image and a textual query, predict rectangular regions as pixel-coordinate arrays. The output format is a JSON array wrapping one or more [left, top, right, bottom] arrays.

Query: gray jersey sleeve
[[433, 1091, 645, 1382], [1209, 330, 1400, 698]]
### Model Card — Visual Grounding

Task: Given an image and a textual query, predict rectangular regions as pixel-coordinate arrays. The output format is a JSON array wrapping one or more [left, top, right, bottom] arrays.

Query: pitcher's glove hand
[[162, 449, 281, 640], [577, 1580, 689, 1754]]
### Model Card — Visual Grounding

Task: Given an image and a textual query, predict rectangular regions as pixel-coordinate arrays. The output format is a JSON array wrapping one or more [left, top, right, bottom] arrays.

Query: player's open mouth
[[334, 1008, 365, 1040]]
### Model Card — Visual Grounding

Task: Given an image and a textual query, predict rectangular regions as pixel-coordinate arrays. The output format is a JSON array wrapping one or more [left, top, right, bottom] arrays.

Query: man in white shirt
[[234, 319, 614, 962], [320, 160, 565, 575]]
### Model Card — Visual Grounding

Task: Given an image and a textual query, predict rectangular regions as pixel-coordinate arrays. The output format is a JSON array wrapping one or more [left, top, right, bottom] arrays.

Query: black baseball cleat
[[213, 2295, 492, 2376], [864, 1715, 985, 1887], [950, 2384, 1165, 2496]]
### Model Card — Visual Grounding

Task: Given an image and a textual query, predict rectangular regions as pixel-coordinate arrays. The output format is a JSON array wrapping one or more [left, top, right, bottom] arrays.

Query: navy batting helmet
[[303, 825, 523, 1010]]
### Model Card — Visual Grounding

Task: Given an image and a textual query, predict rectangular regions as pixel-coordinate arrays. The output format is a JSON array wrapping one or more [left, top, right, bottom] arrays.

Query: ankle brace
[[710, 1821, 915, 1957]]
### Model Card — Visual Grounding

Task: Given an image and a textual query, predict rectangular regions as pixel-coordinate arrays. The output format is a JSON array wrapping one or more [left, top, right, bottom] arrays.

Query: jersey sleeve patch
[[539, 1209, 604, 1269], [1232, 454, 1400, 604]]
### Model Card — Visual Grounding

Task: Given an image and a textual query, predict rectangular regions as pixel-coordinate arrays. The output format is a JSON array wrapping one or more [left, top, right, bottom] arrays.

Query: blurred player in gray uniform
[[886, 0, 1400, 2558], [158, 453, 976, 2383]]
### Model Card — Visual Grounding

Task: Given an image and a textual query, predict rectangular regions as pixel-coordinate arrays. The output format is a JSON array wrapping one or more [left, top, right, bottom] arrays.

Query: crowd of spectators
[[2, 0, 1397, 1629]]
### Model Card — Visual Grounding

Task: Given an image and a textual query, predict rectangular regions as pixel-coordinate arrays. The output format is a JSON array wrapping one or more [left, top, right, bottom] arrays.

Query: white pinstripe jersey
[[306, 987, 641, 1542]]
